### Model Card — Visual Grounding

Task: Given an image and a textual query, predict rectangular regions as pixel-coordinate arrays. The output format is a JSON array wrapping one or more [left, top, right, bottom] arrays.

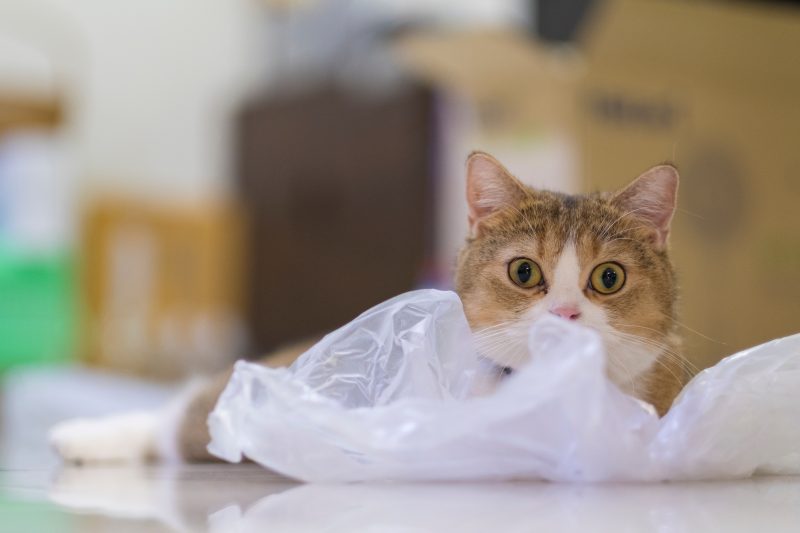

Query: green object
[[0, 245, 76, 371], [0, 493, 76, 532]]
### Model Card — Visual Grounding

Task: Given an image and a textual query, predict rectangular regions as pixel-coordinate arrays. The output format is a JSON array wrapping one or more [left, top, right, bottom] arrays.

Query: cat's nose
[[549, 305, 581, 321]]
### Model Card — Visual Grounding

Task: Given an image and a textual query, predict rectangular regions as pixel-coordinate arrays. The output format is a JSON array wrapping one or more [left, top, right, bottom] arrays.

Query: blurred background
[[0, 0, 799, 466]]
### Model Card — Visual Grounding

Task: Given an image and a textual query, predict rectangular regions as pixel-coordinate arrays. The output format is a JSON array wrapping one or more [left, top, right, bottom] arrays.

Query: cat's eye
[[508, 258, 543, 288], [590, 262, 626, 294]]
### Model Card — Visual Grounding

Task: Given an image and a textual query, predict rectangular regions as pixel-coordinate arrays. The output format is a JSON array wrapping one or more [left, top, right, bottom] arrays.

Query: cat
[[50, 151, 687, 464]]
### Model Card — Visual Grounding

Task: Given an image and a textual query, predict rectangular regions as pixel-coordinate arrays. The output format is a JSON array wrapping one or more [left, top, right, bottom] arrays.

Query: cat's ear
[[466, 151, 528, 236], [612, 164, 679, 250]]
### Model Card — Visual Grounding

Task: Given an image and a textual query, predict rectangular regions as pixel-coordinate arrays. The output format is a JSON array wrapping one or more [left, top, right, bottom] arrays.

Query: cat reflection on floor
[[48, 465, 800, 533]]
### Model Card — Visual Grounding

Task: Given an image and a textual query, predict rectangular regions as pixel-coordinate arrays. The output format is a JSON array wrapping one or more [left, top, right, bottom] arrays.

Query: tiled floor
[[2, 464, 800, 532]]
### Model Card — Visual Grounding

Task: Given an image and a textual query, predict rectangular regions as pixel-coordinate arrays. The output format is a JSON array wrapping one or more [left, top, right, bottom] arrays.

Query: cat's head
[[455, 151, 679, 392]]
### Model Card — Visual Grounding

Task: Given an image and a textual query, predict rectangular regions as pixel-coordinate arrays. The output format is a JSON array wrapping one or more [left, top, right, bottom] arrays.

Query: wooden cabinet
[[236, 85, 436, 354]]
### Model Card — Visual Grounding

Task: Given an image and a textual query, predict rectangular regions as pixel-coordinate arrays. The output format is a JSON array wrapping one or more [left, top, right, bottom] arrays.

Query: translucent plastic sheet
[[207, 289, 800, 482]]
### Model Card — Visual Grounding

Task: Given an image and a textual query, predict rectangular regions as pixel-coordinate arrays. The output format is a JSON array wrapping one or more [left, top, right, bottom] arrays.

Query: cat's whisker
[[472, 323, 516, 341], [651, 357, 686, 389], [473, 329, 513, 342], [606, 352, 638, 397], [479, 330, 524, 350], [473, 320, 516, 332], [474, 328, 516, 347], [608, 328, 685, 358], [652, 310, 729, 346], [618, 335, 688, 387], [474, 334, 521, 353], [473, 322, 515, 335], [474, 321, 532, 373], [475, 339, 518, 354], [612, 323, 668, 336], [636, 343, 697, 378], [611, 326, 693, 366], [607, 330, 699, 377], [612, 325, 705, 377], [605, 333, 688, 393]]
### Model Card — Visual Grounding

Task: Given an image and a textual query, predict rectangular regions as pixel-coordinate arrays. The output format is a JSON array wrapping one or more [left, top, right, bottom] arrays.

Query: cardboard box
[[82, 199, 246, 379], [579, 0, 800, 367], [0, 95, 61, 138], [396, 0, 800, 367]]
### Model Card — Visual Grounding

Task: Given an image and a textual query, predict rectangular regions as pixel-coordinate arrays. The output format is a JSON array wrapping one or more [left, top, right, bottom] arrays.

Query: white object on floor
[[49, 412, 159, 463], [1, 366, 174, 468], [208, 289, 800, 483], [47, 378, 207, 464]]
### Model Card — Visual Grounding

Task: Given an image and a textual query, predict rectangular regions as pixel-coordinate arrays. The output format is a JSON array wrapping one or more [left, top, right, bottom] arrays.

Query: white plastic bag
[[207, 289, 800, 482]]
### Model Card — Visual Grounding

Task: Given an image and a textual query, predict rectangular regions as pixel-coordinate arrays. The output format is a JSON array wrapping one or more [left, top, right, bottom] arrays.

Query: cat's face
[[455, 152, 679, 392]]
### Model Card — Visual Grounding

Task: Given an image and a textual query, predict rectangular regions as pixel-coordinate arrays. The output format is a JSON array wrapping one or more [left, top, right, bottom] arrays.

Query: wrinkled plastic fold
[[207, 289, 800, 482]]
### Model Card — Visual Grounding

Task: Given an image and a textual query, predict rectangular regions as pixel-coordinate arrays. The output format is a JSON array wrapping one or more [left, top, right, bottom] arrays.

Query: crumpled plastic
[[207, 289, 800, 482]]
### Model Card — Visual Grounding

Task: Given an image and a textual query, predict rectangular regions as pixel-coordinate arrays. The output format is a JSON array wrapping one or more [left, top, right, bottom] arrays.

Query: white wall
[[0, 0, 267, 201], [0, 0, 533, 204]]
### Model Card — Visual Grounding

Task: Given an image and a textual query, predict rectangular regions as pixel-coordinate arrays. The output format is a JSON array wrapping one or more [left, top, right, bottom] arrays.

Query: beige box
[[579, 0, 800, 367], [82, 198, 246, 379], [0, 94, 61, 137]]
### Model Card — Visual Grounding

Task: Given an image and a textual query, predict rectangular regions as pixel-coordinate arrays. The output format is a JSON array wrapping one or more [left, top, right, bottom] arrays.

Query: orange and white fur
[[50, 152, 688, 464]]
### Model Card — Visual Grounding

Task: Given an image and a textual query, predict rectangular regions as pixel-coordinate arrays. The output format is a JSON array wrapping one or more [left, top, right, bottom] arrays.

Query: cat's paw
[[49, 412, 159, 464]]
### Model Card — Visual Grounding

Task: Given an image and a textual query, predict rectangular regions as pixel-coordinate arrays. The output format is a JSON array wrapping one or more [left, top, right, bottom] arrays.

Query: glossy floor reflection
[[2, 464, 800, 532]]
